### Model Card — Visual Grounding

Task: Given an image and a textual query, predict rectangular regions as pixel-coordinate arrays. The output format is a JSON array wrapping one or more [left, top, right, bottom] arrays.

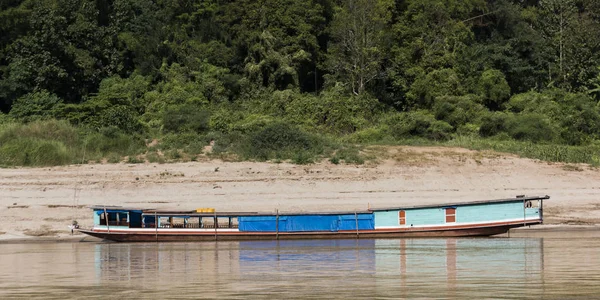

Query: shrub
[[209, 105, 244, 133], [507, 113, 557, 143], [388, 111, 454, 141], [9, 90, 63, 122], [557, 93, 600, 145], [479, 112, 509, 137], [89, 105, 143, 133], [163, 104, 210, 133], [428, 120, 454, 141], [346, 126, 391, 143], [243, 122, 324, 161], [433, 95, 485, 127], [407, 69, 464, 108], [477, 69, 511, 109], [456, 123, 480, 137]]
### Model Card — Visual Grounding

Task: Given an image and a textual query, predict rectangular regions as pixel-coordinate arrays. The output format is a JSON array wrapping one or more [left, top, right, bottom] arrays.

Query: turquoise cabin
[[372, 196, 544, 229]]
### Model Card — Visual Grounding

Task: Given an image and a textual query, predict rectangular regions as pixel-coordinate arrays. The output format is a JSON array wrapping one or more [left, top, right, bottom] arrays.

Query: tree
[[327, 0, 393, 95], [538, 0, 577, 86], [388, 0, 485, 107]]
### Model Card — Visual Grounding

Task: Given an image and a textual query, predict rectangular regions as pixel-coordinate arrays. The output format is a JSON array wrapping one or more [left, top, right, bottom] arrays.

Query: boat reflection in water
[[94, 238, 543, 298]]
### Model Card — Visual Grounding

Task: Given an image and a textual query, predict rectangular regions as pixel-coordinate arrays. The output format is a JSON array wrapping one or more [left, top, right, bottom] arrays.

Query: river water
[[1, 235, 599, 299]]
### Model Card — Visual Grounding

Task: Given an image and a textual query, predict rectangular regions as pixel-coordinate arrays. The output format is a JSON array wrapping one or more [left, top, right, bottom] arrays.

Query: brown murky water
[[1, 235, 599, 299]]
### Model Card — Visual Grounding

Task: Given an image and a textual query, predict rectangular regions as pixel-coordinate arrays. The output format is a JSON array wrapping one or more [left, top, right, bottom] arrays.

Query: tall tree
[[538, 0, 577, 86], [327, 0, 393, 95]]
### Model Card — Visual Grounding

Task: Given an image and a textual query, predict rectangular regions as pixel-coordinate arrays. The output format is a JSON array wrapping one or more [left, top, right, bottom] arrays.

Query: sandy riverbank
[[1, 146, 599, 242]]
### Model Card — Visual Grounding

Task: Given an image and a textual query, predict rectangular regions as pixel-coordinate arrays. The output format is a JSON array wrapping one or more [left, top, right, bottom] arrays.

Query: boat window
[[201, 217, 216, 228], [445, 208, 456, 223], [143, 215, 156, 228], [100, 212, 128, 226], [99, 212, 106, 225], [399, 210, 406, 225], [186, 217, 201, 228], [217, 217, 230, 228], [159, 216, 172, 228], [230, 217, 239, 228], [171, 217, 186, 228]]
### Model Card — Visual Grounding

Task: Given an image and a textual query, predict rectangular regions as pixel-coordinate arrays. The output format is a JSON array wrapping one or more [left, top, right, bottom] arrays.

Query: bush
[[9, 90, 63, 122], [89, 105, 143, 133], [507, 113, 557, 143], [433, 95, 485, 127], [346, 126, 391, 143], [479, 112, 509, 137], [407, 69, 464, 108], [163, 104, 210, 133], [242, 122, 325, 161], [209, 105, 244, 133], [456, 123, 480, 137], [428, 120, 454, 141], [557, 93, 600, 145], [477, 69, 511, 109], [283, 86, 381, 134], [388, 111, 454, 141]]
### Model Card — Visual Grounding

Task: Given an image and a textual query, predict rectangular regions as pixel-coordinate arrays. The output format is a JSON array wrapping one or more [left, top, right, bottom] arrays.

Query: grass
[[0, 120, 146, 167], [2, 119, 600, 168], [446, 136, 600, 166]]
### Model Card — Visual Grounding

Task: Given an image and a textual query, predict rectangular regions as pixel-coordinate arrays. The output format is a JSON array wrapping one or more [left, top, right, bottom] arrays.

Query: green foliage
[[346, 126, 391, 144], [92, 105, 143, 133], [242, 122, 326, 161], [163, 105, 210, 133], [387, 111, 454, 141], [0, 138, 70, 166], [158, 132, 209, 157], [506, 113, 557, 143], [327, 0, 393, 95], [0, 120, 75, 166], [2, 0, 600, 166], [479, 112, 509, 138], [81, 127, 146, 159], [477, 69, 511, 109], [433, 95, 485, 128], [9, 90, 63, 122], [407, 69, 464, 108]]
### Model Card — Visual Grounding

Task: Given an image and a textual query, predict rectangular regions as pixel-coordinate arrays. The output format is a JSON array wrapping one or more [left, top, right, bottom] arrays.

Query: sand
[[1, 146, 599, 241]]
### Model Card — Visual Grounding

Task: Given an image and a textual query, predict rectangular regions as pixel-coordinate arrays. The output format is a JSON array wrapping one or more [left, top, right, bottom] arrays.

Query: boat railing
[[107, 221, 129, 226], [155, 223, 239, 229]]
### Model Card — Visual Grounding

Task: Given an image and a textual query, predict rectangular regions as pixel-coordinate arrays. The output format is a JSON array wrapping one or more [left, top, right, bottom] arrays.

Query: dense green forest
[[1, 0, 600, 166]]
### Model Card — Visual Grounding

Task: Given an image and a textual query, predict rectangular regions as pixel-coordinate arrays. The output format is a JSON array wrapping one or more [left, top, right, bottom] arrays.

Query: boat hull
[[78, 220, 540, 242]]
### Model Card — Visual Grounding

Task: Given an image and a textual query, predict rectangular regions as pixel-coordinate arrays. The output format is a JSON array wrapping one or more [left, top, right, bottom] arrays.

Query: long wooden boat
[[78, 195, 548, 242]]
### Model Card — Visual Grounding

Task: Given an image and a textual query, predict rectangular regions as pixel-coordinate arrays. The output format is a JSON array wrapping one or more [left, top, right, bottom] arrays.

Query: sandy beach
[[1, 146, 599, 241]]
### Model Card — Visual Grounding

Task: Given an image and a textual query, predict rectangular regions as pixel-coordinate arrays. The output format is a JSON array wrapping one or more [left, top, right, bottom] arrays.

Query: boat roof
[[371, 195, 550, 211], [88, 195, 549, 216], [89, 205, 146, 211]]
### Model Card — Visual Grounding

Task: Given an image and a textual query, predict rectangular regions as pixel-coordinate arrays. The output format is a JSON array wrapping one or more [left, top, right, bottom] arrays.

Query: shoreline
[[0, 224, 599, 244]]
